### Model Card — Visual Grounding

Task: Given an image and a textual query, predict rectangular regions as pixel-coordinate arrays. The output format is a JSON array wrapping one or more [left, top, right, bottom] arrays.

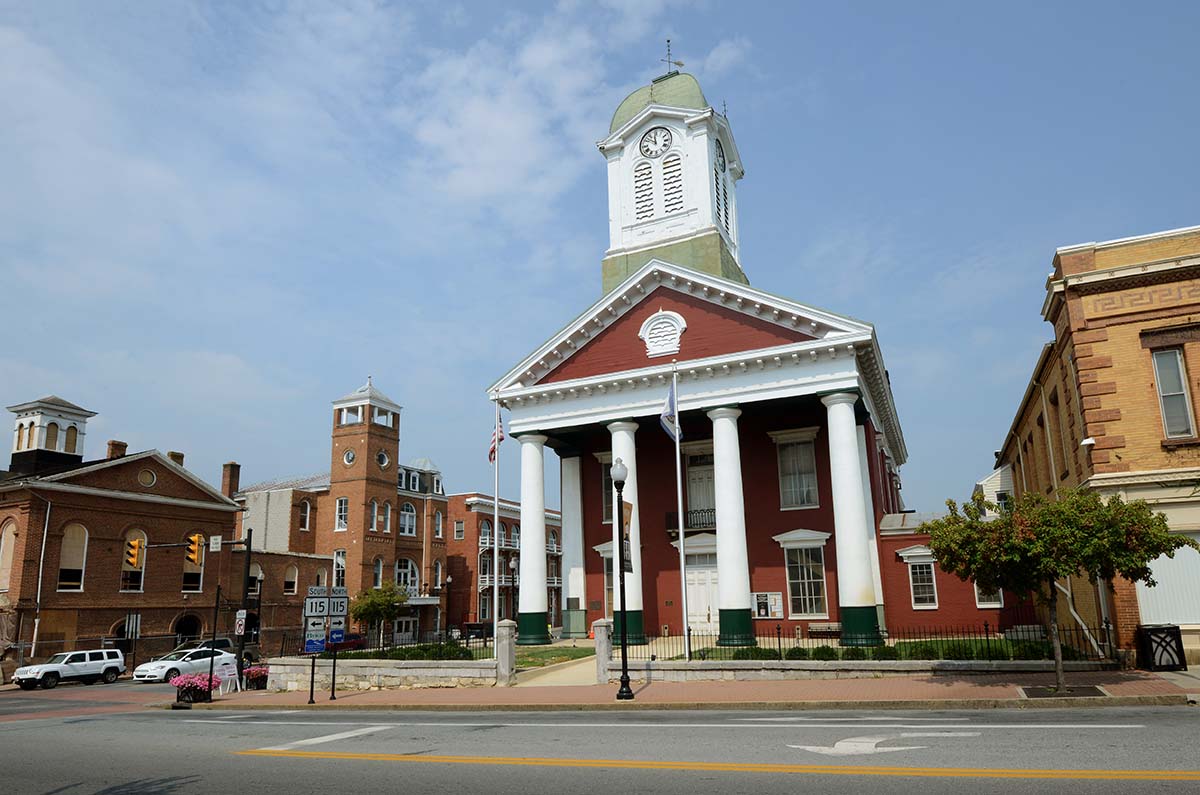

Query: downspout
[[1035, 380, 1059, 497], [29, 490, 51, 658]]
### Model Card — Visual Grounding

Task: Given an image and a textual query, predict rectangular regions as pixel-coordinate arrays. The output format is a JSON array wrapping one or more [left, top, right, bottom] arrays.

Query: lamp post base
[[616, 678, 635, 700]]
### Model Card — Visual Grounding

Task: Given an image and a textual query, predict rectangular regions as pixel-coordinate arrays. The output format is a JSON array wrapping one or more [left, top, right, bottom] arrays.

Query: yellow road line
[[234, 749, 1200, 781]]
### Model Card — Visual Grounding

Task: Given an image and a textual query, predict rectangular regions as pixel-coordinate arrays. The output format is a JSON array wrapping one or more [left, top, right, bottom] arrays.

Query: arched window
[[182, 531, 204, 593], [510, 524, 520, 546], [480, 554, 492, 575], [633, 161, 653, 220], [64, 425, 78, 454], [383, 502, 392, 533], [44, 422, 59, 451], [394, 558, 418, 593], [284, 564, 298, 595], [434, 560, 443, 589], [299, 500, 310, 531], [480, 519, 492, 544], [316, 567, 328, 588], [120, 528, 147, 592], [662, 153, 683, 213], [0, 520, 16, 591], [17, 424, 27, 450], [248, 562, 264, 595], [434, 511, 443, 539], [57, 523, 88, 591], [333, 549, 347, 588], [497, 522, 506, 543], [399, 503, 416, 536], [549, 530, 559, 552], [373, 557, 383, 589], [369, 500, 378, 532]]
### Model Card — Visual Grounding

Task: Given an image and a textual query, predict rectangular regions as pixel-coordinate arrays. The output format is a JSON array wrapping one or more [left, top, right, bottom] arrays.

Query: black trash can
[[1135, 624, 1188, 671]]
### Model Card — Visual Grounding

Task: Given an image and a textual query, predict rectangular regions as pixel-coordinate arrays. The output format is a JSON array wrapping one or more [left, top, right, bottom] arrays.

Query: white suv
[[12, 649, 126, 690]]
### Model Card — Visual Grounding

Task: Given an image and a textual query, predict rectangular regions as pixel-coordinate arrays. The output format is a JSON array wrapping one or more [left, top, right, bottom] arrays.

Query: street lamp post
[[611, 458, 634, 701]]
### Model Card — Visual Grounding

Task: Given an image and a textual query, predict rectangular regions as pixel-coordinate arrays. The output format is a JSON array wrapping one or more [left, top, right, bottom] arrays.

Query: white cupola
[[7, 395, 96, 457], [597, 71, 747, 294]]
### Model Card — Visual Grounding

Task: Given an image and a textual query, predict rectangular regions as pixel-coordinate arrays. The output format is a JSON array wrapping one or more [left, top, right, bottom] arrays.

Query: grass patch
[[515, 645, 596, 669]]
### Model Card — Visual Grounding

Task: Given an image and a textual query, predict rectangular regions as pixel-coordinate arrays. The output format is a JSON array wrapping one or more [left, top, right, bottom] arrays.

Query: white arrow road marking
[[789, 732, 981, 756], [258, 725, 393, 752]]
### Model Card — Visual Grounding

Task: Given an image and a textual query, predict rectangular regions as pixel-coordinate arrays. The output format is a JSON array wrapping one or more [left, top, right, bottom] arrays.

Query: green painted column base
[[717, 608, 755, 646], [516, 611, 551, 645], [840, 605, 883, 646], [612, 610, 647, 646], [561, 609, 588, 639]]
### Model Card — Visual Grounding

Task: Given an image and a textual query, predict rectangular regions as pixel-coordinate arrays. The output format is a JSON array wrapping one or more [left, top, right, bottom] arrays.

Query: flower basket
[[244, 665, 269, 690], [170, 672, 221, 702]]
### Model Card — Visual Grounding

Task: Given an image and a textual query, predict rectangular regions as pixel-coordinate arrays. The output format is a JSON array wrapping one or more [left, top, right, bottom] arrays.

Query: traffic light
[[185, 534, 204, 565], [124, 537, 143, 569]]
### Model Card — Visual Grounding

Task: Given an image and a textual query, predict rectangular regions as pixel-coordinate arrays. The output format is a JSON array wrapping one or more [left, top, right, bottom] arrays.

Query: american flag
[[488, 417, 505, 463]]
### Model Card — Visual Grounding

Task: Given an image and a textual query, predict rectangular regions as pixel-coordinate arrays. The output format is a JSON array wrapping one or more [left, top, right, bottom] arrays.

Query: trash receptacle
[[1135, 624, 1187, 671]]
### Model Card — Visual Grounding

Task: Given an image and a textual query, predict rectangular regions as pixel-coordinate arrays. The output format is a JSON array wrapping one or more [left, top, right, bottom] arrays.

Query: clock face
[[715, 139, 727, 173], [639, 126, 673, 158]]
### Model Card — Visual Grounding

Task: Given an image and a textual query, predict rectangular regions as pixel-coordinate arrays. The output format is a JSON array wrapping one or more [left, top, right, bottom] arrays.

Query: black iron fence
[[614, 620, 1116, 663], [665, 509, 717, 530], [277, 626, 493, 660]]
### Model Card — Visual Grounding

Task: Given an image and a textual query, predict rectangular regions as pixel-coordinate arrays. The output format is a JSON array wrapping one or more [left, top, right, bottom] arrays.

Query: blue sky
[[3, 1, 1198, 510]]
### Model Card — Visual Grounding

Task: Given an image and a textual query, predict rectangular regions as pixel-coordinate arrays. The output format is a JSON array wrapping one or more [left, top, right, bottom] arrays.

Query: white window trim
[[369, 500, 378, 533], [335, 497, 348, 532], [373, 558, 383, 589], [897, 546, 939, 610], [594, 451, 613, 525], [409, 472, 420, 491], [399, 503, 417, 536], [333, 550, 347, 589], [435, 511, 443, 539], [1153, 348, 1196, 439], [974, 582, 1004, 609], [454, 520, 465, 541], [299, 500, 310, 532], [383, 502, 392, 534], [770, 428, 821, 511], [772, 529, 831, 620], [637, 309, 688, 358]]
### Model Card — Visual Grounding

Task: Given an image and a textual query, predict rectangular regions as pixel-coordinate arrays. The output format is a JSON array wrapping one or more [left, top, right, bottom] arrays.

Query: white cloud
[[701, 36, 751, 76]]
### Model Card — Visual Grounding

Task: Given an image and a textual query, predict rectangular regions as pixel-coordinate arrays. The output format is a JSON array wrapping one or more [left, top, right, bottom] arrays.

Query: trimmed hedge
[[811, 645, 839, 661], [327, 642, 474, 662], [784, 646, 810, 660], [839, 646, 867, 661], [732, 646, 782, 660], [871, 645, 900, 660]]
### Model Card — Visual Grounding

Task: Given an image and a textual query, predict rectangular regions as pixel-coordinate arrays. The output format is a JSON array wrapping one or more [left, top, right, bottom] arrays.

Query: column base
[[612, 610, 647, 646], [515, 611, 551, 645], [839, 605, 883, 646], [560, 609, 589, 638], [716, 608, 755, 646]]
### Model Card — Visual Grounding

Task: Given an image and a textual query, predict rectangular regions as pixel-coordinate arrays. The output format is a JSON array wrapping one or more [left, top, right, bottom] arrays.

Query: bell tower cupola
[[597, 66, 748, 294], [7, 395, 96, 475]]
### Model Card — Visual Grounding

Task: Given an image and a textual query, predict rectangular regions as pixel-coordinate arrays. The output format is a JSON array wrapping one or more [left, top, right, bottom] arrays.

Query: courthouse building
[[489, 71, 999, 646]]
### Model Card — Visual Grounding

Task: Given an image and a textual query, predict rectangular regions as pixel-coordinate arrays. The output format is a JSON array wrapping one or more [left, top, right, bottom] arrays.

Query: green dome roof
[[609, 72, 708, 134]]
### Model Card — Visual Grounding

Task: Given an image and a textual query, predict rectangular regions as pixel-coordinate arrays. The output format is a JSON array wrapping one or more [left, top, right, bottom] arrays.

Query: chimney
[[107, 440, 128, 459], [221, 461, 241, 498], [167, 451, 185, 467]]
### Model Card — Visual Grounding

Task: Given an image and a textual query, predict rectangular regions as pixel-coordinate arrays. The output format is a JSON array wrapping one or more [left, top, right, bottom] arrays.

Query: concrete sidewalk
[[193, 670, 1190, 711]]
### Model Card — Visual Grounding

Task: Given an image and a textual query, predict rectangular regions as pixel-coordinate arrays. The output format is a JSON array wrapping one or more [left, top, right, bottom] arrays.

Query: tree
[[920, 488, 1197, 691], [349, 582, 407, 646]]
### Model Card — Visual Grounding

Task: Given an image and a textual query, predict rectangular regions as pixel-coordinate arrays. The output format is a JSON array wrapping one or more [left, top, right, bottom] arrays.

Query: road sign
[[209, 535, 222, 553], [236, 609, 247, 622], [305, 596, 349, 617], [305, 616, 325, 632], [234, 617, 246, 636], [303, 632, 325, 654], [307, 586, 328, 598]]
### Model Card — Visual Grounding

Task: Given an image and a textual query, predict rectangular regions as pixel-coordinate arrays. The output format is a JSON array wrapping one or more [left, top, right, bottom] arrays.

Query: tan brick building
[[996, 224, 1200, 660]]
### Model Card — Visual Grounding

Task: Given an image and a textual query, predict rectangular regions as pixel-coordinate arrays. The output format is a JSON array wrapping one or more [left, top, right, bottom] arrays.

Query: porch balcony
[[665, 508, 716, 531]]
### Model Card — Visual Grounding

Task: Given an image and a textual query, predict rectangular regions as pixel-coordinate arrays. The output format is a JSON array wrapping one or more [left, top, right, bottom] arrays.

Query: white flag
[[660, 380, 681, 442]]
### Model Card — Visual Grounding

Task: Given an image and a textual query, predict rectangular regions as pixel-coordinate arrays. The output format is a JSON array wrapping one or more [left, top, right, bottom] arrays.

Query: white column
[[858, 426, 885, 622], [560, 456, 586, 631], [518, 435, 548, 620], [607, 421, 643, 613], [708, 408, 752, 630], [822, 393, 877, 618]]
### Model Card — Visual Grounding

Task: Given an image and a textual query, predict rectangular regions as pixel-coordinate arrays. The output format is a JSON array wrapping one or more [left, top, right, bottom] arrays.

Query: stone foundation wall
[[266, 657, 499, 690], [604, 659, 1118, 683]]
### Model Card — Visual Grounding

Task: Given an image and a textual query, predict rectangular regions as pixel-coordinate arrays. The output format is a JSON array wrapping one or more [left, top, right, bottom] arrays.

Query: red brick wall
[[541, 287, 812, 384]]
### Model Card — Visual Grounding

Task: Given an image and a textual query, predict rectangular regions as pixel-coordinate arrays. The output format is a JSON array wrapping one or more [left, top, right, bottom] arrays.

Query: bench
[[806, 622, 842, 639]]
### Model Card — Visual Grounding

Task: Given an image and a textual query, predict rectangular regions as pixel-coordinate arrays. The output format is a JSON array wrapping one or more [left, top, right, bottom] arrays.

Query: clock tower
[[597, 70, 748, 294]]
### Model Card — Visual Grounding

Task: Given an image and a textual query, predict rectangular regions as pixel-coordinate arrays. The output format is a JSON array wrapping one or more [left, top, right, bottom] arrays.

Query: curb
[[181, 693, 1189, 712]]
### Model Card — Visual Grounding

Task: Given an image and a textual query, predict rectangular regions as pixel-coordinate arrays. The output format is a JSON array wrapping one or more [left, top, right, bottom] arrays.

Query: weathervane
[[661, 39, 684, 75]]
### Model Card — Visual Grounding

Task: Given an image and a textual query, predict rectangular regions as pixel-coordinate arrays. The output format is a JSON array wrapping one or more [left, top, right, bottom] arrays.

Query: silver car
[[132, 649, 237, 683]]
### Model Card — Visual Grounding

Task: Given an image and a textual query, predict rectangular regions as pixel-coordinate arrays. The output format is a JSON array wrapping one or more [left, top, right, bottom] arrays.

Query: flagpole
[[492, 391, 500, 655], [671, 361, 691, 661]]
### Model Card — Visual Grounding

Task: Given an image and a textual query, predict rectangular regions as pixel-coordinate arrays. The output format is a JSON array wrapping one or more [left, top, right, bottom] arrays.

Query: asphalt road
[[1, 701, 1198, 793]]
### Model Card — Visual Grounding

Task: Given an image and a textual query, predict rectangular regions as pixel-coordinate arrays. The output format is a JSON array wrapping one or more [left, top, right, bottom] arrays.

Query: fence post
[[776, 623, 783, 660], [496, 619, 517, 686], [983, 621, 991, 661], [593, 619, 613, 685]]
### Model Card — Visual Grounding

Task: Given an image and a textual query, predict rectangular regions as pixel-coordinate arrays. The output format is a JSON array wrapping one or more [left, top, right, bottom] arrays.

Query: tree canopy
[[349, 581, 407, 643]]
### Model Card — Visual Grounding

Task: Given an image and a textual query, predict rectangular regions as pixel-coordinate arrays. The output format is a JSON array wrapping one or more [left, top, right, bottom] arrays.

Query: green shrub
[[904, 641, 940, 660], [1011, 640, 1051, 660], [335, 642, 474, 662], [942, 641, 975, 661], [732, 646, 780, 660], [784, 646, 810, 660], [840, 646, 867, 661], [871, 645, 900, 660], [811, 645, 839, 661]]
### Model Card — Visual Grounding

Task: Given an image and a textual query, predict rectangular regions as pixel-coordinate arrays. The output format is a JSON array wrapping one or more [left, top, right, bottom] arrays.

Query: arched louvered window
[[17, 424, 27, 450], [662, 153, 683, 214], [714, 161, 724, 230], [44, 422, 59, 451], [64, 426, 78, 454], [633, 161, 654, 220], [721, 177, 730, 232]]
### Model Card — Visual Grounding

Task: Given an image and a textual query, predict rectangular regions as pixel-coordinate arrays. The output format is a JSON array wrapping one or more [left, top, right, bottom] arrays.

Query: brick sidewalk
[[198, 670, 1188, 711]]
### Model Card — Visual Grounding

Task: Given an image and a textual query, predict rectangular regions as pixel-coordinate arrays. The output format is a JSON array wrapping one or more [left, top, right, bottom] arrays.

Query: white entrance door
[[393, 617, 417, 644], [685, 552, 719, 632]]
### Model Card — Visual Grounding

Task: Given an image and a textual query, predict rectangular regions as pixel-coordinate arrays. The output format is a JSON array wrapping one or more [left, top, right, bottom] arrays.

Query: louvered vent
[[634, 162, 654, 220], [662, 154, 683, 214], [713, 165, 723, 227], [721, 179, 730, 232]]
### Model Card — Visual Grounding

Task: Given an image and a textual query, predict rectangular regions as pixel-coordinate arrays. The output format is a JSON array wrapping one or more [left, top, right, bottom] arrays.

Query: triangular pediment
[[492, 259, 872, 392], [44, 451, 236, 506]]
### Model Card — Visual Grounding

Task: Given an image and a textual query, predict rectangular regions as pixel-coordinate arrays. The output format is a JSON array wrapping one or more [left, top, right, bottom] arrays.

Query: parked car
[[166, 637, 234, 655], [12, 649, 126, 690], [328, 633, 367, 652], [132, 649, 237, 683]]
